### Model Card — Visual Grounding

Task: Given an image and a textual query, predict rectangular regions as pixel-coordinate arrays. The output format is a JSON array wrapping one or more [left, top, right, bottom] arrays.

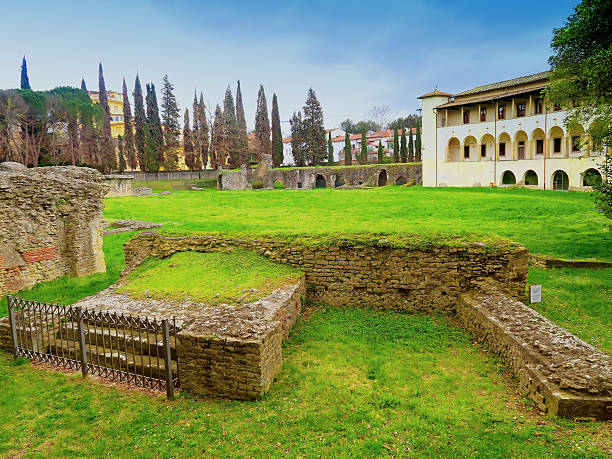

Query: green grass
[[118, 250, 302, 305], [527, 267, 612, 354], [132, 178, 217, 192], [0, 308, 609, 457], [104, 187, 612, 261]]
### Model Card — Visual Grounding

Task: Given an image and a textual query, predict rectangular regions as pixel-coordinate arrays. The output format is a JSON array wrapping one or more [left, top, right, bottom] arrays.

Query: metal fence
[[6, 296, 178, 398]]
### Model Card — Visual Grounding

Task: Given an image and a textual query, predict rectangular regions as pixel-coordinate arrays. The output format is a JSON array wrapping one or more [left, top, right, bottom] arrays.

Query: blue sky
[[0, 0, 575, 133]]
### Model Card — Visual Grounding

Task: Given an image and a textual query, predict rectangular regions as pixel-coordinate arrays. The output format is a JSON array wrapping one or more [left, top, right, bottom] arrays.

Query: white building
[[420, 71, 604, 190]]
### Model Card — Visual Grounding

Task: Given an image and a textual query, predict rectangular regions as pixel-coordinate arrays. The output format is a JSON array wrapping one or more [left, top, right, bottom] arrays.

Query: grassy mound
[[117, 250, 302, 305]]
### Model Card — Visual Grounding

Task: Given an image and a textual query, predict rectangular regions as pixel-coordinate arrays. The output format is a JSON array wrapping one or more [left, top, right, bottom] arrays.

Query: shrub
[[251, 181, 264, 189], [273, 181, 285, 189]]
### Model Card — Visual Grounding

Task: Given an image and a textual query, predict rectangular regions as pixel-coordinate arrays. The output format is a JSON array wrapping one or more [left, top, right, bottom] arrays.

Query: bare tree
[[368, 105, 391, 130]]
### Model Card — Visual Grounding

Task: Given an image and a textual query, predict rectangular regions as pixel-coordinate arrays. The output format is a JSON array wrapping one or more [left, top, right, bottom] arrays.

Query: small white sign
[[529, 284, 542, 304]]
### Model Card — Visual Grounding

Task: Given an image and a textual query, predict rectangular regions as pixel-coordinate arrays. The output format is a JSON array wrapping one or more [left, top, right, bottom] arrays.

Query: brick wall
[[0, 163, 106, 295]]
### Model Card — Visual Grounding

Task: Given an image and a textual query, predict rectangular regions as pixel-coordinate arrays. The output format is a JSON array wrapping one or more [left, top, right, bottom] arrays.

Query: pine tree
[[415, 120, 422, 161], [393, 128, 399, 163], [117, 135, 126, 172], [211, 104, 225, 168], [271, 94, 283, 167], [235, 81, 249, 166], [98, 63, 115, 172], [302, 88, 326, 165], [360, 127, 368, 164], [80, 78, 87, 91], [133, 75, 146, 171], [344, 129, 352, 165], [254, 85, 271, 163], [400, 127, 407, 162], [20, 56, 31, 90], [145, 83, 163, 171], [290, 111, 305, 167], [378, 141, 384, 164], [161, 75, 180, 170], [223, 85, 239, 168], [183, 108, 195, 170], [122, 78, 136, 170], [408, 128, 414, 162], [328, 132, 334, 166]]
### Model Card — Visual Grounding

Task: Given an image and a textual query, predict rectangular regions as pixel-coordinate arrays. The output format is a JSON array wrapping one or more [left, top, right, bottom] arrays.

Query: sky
[[0, 0, 576, 134]]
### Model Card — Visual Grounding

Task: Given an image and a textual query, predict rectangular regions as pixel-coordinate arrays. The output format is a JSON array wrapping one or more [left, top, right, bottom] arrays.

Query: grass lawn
[[0, 308, 609, 457], [105, 187, 612, 262], [132, 178, 217, 192], [118, 250, 302, 305]]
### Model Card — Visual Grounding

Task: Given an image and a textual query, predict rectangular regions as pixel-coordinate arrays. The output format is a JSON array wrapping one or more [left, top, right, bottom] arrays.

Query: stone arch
[[514, 130, 528, 160], [531, 128, 545, 156], [501, 170, 516, 185], [582, 168, 602, 187], [523, 170, 538, 186], [463, 135, 477, 161], [378, 169, 387, 186], [549, 126, 565, 156], [479, 133, 495, 160], [569, 123, 586, 154], [447, 137, 461, 162], [334, 176, 345, 188], [395, 175, 408, 185], [552, 170, 569, 190], [498, 132, 511, 160], [315, 174, 327, 188]]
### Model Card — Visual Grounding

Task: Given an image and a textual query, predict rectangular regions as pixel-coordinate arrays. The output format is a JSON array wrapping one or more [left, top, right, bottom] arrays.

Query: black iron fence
[[6, 296, 178, 398]]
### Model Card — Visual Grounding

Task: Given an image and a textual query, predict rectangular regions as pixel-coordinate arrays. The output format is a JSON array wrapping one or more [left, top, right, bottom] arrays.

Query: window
[[518, 141, 525, 159], [535, 99, 543, 114], [553, 137, 562, 153], [480, 107, 486, 122], [554, 103, 561, 111], [536, 139, 544, 154], [463, 110, 470, 124], [572, 136, 581, 152], [464, 145, 470, 158], [517, 103, 526, 117], [498, 105, 506, 120], [481, 144, 487, 157], [499, 142, 506, 156]]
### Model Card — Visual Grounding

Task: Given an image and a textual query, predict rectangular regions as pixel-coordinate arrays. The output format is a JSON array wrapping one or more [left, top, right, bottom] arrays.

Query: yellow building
[[88, 90, 125, 138]]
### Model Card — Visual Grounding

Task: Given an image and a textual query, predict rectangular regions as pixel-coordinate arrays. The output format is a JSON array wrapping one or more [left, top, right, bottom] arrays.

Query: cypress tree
[[235, 81, 249, 166], [254, 85, 271, 163], [302, 88, 326, 165], [81, 78, 87, 91], [393, 128, 399, 163], [145, 83, 163, 171], [20, 56, 31, 90], [133, 75, 146, 171], [360, 127, 367, 164], [328, 132, 334, 166], [408, 127, 414, 162], [198, 93, 209, 169], [161, 75, 180, 170], [98, 63, 115, 172], [117, 135, 126, 172], [223, 85, 239, 168], [344, 129, 352, 165], [378, 140, 384, 164], [415, 120, 422, 161], [400, 127, 407, 162], [290, 111, 305, 167], [271, 93, 283, 167], [211, 104, 225, 168], [122, 78, 136, 170], [183, 108, 195, 170]]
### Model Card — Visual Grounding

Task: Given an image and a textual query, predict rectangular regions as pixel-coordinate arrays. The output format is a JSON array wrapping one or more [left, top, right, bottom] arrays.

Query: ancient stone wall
[[265, 163, 422, 189], [0, 162, 106, 295], [457, 290, 611, 420], [217, 165, 251, 190], [102, 175, 133, 197], [123, 233, 528, 312]]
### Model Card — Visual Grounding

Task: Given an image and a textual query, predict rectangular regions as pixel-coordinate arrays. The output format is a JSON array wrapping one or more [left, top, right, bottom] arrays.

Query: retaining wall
[[0, 162, 106, 295]]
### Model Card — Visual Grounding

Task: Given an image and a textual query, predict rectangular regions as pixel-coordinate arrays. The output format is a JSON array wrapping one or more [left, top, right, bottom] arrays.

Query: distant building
[[420, 72, 604, 190], [88, 90, 125, 138]]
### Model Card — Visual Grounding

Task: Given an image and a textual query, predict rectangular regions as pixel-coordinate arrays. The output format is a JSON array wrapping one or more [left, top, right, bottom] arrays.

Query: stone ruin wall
[[265, 163, 423, 189], [102, 175, 133, 197], [0, 162, 106, 295], [122, 233, 528, 313]]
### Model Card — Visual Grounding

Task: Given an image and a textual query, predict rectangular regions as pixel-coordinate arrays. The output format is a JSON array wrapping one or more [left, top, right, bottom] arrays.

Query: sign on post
[[529, 284, 542, 304]]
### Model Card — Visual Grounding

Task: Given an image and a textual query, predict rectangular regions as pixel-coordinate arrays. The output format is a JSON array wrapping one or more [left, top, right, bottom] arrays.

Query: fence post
[[162, 319, 174, 399], [6, 296, 19, 358], [76, 307, 88, 378]]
